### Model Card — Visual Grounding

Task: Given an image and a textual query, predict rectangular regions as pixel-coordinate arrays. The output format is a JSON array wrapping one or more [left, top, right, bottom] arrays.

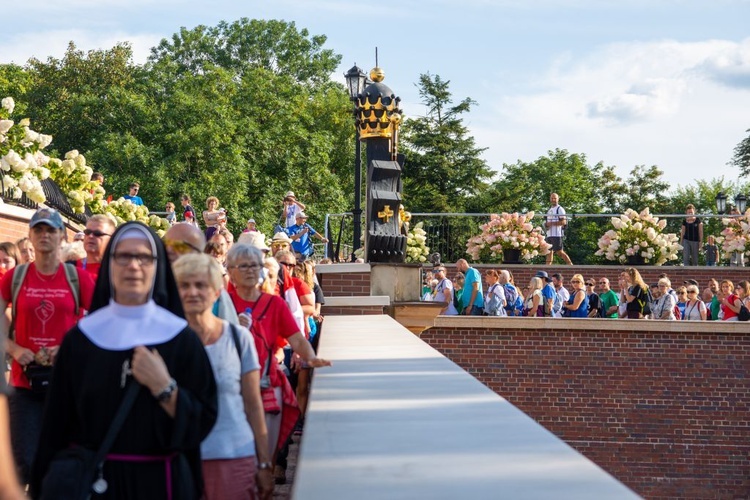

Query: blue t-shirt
[[287, 223, 317, 257], [201, 321, 260, 460], [462, 266, 484, 308], [541, 283, 556, 314], [123, 194, 143, 206], [566, 290, 589, 318]]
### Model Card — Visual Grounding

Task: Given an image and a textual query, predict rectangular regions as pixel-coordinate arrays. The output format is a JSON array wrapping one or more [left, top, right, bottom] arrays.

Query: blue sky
[[2, 0, 750, 190]]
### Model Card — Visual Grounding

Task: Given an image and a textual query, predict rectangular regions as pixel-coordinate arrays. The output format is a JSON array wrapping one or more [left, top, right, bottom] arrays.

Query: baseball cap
[[29, 208, 64, 230], [296, 211, 308, 219], [247, 218, 256, 224], [683, 279, 699, 287], [534, 270, 552, 282], [284, 191, 296, 199]]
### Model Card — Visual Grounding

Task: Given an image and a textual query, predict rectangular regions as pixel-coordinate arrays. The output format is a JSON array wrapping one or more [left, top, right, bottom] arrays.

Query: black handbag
[[23, 363, 53, 394], [39, 381, 140, 500]]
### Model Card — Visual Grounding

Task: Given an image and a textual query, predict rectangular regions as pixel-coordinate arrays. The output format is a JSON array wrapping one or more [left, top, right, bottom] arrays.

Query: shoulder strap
[[63, 263, 80, 316], [228, 323, 242, 360], [9, 263, 30, 340], [94, 381, 140, 469]]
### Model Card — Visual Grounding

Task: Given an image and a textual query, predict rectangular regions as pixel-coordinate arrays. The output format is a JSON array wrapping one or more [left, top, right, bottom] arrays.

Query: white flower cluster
[[720, 209, 750, 259], [102, 198, 169, 237], [595, 207, 682, 265], [406, 222, 430, 263], [466, 212, 551, 262]]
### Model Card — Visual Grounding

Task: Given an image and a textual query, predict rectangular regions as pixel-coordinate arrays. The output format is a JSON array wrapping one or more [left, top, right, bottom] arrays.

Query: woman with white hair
[[31, 222, 218, 499]]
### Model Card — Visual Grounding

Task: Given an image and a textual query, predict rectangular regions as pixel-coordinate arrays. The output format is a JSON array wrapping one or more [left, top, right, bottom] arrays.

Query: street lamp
[[715, 192, 727, 214], [344, 64, 368, 261], [735, 193, 747, 214]]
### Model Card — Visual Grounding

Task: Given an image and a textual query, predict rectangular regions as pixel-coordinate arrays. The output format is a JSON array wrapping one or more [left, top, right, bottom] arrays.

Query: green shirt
[[710, 295, 721, 320], [599, 289, 620, 318]]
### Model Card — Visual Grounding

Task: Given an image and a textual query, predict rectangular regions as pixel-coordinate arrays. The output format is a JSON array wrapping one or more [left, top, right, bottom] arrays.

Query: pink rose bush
[[720, 209, 750, 260], [466, 212, 551, 262], [595, 208, 681, 265]]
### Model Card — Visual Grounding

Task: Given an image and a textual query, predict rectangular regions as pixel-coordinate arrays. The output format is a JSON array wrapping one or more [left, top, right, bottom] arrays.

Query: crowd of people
[[1, 194, 332, 498], [424, 261, 750, 321]]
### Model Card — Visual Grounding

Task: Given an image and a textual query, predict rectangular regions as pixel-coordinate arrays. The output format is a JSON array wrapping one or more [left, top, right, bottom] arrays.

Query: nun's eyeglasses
[[112, 252, 157, 266]]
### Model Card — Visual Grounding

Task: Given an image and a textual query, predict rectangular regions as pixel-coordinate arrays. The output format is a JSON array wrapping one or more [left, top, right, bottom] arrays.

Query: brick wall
[[422, 318, 750, 499], [320, 305, 384, 316], [1, 206, 83, 242], [316, 271, 371, 297]]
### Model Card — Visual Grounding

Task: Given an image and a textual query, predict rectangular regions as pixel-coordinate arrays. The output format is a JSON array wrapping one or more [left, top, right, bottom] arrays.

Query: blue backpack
[[503, 283, 523, 316], [484, 284, 505, 316]]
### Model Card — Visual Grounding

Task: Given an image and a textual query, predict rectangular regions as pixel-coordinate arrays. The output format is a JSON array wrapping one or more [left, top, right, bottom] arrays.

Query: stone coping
[[324, 295, 390, 306], [433, 315, 749, 333], [293, 315, 637, 499], [315, 262, 371, 273]]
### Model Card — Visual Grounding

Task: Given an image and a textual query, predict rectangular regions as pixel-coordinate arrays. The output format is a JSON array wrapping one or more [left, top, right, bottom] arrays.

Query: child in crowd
[[703, 235, 719, 266], [242, 218, 258, 233]]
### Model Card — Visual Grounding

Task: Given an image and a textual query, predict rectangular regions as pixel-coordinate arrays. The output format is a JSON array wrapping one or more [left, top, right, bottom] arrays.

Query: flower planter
[[626, 255, 646, 265], [502, 248, 522, 264]]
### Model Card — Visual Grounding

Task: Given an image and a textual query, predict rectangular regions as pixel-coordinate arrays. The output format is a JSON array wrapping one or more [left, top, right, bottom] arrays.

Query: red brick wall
[[422, 320, 750, 499], [1, 210, 83, 242], [316, 272, 371, 297]]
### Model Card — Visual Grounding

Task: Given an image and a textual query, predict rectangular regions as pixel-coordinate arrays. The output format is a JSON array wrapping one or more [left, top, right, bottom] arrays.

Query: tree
[[399, 73, 493, 213], [731, 128, 750, 177]]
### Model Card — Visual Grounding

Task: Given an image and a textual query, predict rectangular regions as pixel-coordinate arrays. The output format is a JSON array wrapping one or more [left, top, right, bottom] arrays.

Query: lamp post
[[735, 193, 747, 214], [715, 192, 728, 214], [344, 64, 368, 261]]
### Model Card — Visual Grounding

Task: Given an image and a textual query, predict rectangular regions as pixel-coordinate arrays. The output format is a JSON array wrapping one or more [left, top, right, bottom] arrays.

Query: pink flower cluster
[[720, 209, 750, 258], [595, 207, 681, 265], [466, 212, 551, 262]]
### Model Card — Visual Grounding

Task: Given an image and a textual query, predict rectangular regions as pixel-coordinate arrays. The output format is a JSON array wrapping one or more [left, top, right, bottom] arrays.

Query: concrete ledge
[[315, 263, 371, 273], [294, 315, 637, 500], [324, 295, 390, 307], [433, 315, 750, 333]]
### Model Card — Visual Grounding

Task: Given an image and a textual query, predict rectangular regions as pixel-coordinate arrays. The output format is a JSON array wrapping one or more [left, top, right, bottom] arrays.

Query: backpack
[[738, 303, 750, 322], [484, 284, 505, 316], [503, 284, 523, 315], [9, 263, 80, 339]]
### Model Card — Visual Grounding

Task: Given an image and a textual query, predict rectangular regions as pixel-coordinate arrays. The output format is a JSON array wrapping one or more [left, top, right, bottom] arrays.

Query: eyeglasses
[[163, 238, 202, 254], [230, 263, 260, 272], [84, 229, 111, 238], [586, 283, 595, 286], [279, 262, 296, 269], [687, 290, 697, 294], [598, 281, 607, 284], [570, 280, 582, 283], [112, 252, 156, 266]]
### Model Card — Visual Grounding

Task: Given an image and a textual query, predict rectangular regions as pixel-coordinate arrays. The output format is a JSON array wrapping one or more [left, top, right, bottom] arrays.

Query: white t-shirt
[[201, 321, 261, 460], [546, 205, 566, 237], [435, 278, 458, 315], [555, 286, 570, 317], [285, 203, 301, 228]]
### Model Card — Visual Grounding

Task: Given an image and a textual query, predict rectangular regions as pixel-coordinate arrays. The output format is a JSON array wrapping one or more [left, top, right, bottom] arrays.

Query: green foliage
[[400, 73, 493, 213], [732, 128, 750, 177]]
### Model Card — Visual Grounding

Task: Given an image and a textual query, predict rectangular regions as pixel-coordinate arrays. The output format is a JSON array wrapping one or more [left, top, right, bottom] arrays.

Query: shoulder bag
[[39, 381, 140, 500]]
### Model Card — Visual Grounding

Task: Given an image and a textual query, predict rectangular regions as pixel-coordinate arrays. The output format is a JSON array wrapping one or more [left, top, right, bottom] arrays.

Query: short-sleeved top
[[285, 204, 301, 228], [123, 194, 143, 206], [312, 283, 325, 306], [228, 292, 300, 352], [287, 224, 317, 257], [201, 321, 261, 460], [626, 285, 647, 314], [721, 294, 740, 320], [462, 267, 484, 308], [435, 278, 458, 315], [651, 293, 676, 320], [709, 295, 721, 321], [1, 263, 95, 389], [682, 218, 702, 242], [541, 283, 556, 314], [183, 204, 196, 221], [682, 300, 706, 320], [76, 258, 102, 283], [599, 289, 620, 318], [546, 205, 566, 237]]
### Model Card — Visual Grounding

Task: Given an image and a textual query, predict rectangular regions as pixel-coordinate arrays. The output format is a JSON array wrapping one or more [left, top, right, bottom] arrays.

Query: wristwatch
[[258, 461, 273, 470], [154, 378, 177, 403]]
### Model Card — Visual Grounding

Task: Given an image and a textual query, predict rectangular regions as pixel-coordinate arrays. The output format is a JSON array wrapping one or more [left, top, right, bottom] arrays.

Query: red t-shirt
[[76, 258, 102, 283], [228, 292, 299, 350], [1, 263, 95, 389], [721, 293, 740, 320]]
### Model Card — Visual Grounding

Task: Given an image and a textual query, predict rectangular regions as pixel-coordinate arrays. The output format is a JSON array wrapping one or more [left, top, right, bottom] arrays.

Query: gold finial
[[370, 67, 385, 82]]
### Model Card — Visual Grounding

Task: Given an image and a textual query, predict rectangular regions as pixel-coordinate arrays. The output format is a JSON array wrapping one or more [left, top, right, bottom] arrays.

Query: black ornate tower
[[354, 66, 406, 263]]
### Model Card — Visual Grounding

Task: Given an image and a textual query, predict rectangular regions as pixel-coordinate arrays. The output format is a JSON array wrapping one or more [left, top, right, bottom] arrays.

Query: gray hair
[[226, 243, 264, 268]]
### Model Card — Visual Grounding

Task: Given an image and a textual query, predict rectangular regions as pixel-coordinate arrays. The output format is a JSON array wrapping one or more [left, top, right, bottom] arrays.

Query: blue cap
[[534, 270, 552, 282], [29, 208, 64, 230]]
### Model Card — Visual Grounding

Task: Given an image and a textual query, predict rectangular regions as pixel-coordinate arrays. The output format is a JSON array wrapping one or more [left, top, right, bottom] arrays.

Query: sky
[[1, 0, 749, 190]]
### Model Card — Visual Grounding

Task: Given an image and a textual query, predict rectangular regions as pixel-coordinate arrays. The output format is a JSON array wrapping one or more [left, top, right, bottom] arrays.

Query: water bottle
[[238, 307, 253, 329]]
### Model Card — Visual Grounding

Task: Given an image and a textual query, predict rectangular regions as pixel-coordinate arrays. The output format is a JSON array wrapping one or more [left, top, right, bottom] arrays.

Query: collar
[[79, 299, 187, 351]]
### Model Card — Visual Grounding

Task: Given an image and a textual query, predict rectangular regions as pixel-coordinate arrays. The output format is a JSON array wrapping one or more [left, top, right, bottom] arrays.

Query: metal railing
[[325, 211, 736, 265], [1, 179, 90, 224]]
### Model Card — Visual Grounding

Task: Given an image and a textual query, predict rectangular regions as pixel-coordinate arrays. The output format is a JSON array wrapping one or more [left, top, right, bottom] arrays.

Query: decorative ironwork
[[1, 179, 88, 224]]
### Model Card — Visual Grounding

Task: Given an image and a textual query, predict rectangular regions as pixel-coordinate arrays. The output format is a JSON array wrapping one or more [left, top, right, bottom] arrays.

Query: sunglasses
[[162, 238, 202, 254], [84, 229, 111, 238], [570, 280, 582, 283], [279, 262, 296, 269]]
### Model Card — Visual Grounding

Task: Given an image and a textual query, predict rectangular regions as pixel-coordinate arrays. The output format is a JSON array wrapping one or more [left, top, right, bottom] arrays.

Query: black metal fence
[[1, 179, 89, 225]]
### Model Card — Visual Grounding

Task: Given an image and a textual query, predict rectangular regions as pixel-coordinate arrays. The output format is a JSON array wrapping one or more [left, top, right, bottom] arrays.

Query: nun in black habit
[[30, 222, 218, 499]]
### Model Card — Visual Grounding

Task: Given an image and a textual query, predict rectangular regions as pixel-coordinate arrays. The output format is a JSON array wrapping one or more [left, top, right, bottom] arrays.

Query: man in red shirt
[[77, 214, 114, 282], [0, 208, 95, 485]]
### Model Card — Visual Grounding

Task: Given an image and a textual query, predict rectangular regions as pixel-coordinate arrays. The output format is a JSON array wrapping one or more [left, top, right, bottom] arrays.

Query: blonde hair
[[529, 277, 543, 292], [263, 257, 280, 294], [173, 253, 225, 292]]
